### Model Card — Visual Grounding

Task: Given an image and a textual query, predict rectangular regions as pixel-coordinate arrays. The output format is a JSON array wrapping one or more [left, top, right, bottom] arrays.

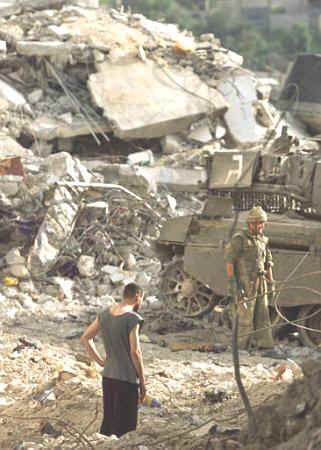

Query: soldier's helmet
[[247, 206, 267, 223]]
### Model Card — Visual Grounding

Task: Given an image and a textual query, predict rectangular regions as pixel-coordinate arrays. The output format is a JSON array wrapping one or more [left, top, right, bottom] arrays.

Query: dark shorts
[[100, 377, 139, 438]]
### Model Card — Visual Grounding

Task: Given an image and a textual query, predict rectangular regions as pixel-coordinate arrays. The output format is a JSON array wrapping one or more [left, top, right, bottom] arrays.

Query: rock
[[0, 181, 19, 196], [28, 89, 43, 104], [136, 271, 151, 287], [73, 0, 99, 8], [160, 134, 186, 154], [9, 264, 30, 279], [19, 280, 37, 295], [18, 294, 37, 312], [52, 277, 74, 300], [77, 255, 96, 278], [99, 295, 116, 308], [145, 296, 162, 310], [188, 118, 213, 143], [96, 284, 110, 296], [0, 40, 6, 55], [217, 73, 265, 146], [128, 150, 154, 167], [5, 248, 25, 265], [191, 415, 202, 426]]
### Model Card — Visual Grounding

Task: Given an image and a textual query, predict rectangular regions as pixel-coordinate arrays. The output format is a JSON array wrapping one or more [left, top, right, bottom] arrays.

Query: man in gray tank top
[[81, 283, 145, 438]]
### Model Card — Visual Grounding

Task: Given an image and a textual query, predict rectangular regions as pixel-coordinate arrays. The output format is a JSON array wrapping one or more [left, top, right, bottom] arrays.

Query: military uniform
[[224, 228, 274, 350]]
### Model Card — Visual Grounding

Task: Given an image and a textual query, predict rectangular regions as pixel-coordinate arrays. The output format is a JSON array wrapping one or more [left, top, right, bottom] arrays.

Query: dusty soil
[[0, 297, 319, 450]]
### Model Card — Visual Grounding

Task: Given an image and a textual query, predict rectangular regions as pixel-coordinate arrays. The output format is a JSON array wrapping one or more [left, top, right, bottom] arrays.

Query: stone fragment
[[27, 89, 43, 105], [188, 118, 213, 143], [5, 248, 26, 265], [0, 1, 20, 18], [127, 150, 154, 167], [160, 134, 185, 154], [16, 41, 87, 57], [0, 78, 31, 113], [0, 181, 18, 196], [27, 116, 110, 140], [217, 74, 265, 146], [0, 135, 33, 158], [52, 277, 74, 300], [77, 255, 96, 278], [256, 99, 275, 128], [27, 153, 93, 275], [73, 0, 99, 7], [96, 284, 110, 296], [0, 40, 6, 55], [19, 280, 37, 295], [136, 272, 151, 287]]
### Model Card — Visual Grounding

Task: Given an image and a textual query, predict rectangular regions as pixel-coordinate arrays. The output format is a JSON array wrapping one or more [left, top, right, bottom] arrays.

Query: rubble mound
[[241, 356, 321, 450], [0, 2, 321, 450]]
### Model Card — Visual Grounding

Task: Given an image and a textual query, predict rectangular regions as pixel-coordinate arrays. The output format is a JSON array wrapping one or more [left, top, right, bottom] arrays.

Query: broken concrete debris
[[0, 1, 318, 307], [88, 58, 228, 139], [0, 0, 318, 300], [0, 0, 319, 448], [0, 0, 283, 151], [217, 73, 267, 146]]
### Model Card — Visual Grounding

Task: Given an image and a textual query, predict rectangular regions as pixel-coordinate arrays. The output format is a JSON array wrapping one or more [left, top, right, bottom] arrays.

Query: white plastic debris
[[53, 277, 74, 300], [127, 150, 154, 167]]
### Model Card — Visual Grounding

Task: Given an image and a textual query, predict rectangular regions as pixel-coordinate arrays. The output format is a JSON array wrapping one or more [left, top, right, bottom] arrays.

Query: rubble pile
[[2, 316, 320, 450], [0, 0, 319, 296], [0, 0, 245, 308], [240, 358, 321, 450], [0, 1, 321, 449], [0, 0, 318, 304]]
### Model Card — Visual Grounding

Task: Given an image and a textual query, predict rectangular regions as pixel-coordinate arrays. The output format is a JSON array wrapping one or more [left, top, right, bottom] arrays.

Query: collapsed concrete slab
[[217, 73, 266, 146], [0, 134, 33, 158], [16, 41, 88, 57], [82, 161, 207, 193], [188, 118, 213, 143], [0, 78, 32, 114], [26, 116, 111, 140], [88, 58, 228, 139], [0, 1, 20, 18], [27, 183, 82, 276], [0, 0, 66, 18], [27, 153, 93, 276], [140, 166, 207, 192]]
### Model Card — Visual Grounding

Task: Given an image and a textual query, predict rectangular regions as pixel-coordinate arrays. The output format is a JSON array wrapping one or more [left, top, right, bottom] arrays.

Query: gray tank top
[[98, 308, 144, 384]]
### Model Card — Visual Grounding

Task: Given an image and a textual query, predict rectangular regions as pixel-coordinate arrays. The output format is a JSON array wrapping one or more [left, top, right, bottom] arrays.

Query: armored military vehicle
[[155, 148, 321, 347]]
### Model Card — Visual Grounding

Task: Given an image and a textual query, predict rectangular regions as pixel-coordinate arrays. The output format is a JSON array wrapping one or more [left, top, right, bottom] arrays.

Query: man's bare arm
[[129, 324, 146, 400], [80, 318, 106, 367]]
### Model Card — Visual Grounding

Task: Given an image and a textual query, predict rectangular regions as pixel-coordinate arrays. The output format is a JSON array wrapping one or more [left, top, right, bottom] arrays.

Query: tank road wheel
[[160, 258, 216, 318], [297, 305, 321, 348]]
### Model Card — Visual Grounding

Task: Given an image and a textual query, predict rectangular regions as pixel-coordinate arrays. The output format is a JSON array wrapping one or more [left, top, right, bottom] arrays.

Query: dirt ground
[[0, 297, 320, 450]]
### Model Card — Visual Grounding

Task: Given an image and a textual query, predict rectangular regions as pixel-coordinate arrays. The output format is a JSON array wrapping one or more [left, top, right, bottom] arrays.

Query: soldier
[[224, 206, 284, 358]]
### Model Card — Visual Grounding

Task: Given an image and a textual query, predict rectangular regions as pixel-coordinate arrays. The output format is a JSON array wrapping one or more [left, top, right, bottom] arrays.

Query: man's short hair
[[123, 282, 142, 299]]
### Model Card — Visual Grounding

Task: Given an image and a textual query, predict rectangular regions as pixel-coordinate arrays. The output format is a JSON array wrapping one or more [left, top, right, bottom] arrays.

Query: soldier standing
[[224, 206, 284, 358]]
